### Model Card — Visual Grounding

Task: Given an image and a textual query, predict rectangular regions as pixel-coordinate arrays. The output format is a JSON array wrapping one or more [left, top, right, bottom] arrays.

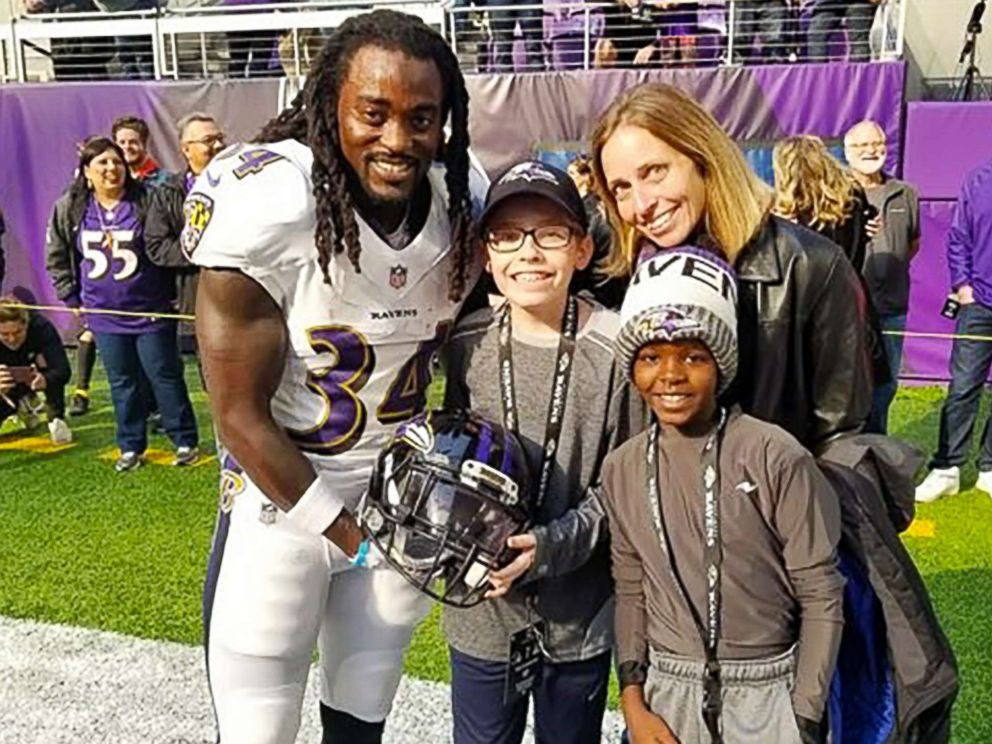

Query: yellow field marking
[[0, 436, 77, 455], [98, 447, 216, 468], [904, 519, 936, 538]]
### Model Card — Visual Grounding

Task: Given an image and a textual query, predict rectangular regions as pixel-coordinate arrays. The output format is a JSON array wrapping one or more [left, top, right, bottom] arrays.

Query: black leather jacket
[[144, 171, 198, 336], [728, 216, 873, 452]]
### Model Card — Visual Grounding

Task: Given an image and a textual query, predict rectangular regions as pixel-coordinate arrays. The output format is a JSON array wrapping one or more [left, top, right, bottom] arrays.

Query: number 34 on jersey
[[288, 321, 449, 456]]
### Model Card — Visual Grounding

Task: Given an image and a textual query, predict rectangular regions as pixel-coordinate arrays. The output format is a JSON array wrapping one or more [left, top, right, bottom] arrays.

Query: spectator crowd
[[16, 0, 896, 81], [1, 112, 227, 472]]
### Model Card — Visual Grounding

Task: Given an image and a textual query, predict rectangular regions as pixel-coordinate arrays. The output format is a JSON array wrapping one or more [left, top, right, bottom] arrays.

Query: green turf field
[[1, 368, 990, 740]]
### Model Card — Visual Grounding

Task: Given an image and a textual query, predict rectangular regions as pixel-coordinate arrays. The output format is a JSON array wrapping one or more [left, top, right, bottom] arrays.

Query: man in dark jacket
[[845, 120, 920, 434], [0, 299, 73, 443], [112, 115, 171, 188], [145, 113, 226, 350]]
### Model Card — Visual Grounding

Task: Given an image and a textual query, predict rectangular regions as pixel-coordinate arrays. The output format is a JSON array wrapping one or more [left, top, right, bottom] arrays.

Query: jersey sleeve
[[182, 141, 316, 298]]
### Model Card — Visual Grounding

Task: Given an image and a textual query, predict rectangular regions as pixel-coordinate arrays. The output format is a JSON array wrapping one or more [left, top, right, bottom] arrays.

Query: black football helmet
[[361, 409, 532, 607]]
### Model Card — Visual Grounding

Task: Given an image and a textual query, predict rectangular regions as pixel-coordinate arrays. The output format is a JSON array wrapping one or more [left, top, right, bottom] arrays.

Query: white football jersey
[[185, 139, 487, 510]]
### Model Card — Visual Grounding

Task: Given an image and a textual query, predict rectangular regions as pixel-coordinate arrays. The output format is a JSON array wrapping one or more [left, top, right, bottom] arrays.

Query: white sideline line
[[0, 616, 625, 743]]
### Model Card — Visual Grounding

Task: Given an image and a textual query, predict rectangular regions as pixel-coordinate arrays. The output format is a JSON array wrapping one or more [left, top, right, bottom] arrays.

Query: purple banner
[[900, 102, 992, 381], [1, 64, 908, 343], [903, 203, 955, 382], [904, 102, 992, 201], [0, 80, 281, 331], [464, 61, 906, 175]]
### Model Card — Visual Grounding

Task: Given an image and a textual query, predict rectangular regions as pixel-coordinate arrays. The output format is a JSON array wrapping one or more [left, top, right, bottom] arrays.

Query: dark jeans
[[931, 302, 992, 471], [487, 0, 544, 72], [94, 326, 198, 454], [807, 2, 875, 62], [735, 0, 791, 62], [0, 381, 66, 424], [866, 313, 906, 435], [450, 646, 610, 744]]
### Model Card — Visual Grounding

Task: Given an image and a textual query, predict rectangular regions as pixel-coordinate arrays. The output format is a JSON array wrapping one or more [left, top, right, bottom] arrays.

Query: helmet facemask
[[363, 433, 530, 608]]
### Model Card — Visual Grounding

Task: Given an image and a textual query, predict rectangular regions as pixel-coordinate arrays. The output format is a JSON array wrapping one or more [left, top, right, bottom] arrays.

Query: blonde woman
[[773, 134, 875, 271], [591, 82, 872, 452], [588, 83, 959, 744]]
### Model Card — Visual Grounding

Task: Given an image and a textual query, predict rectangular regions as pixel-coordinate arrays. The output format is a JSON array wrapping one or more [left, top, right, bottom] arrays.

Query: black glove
[[796, 715, 828, 744]]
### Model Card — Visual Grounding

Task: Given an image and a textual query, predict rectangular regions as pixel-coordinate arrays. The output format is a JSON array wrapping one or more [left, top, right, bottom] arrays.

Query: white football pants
[[204, 484, 432, 744]]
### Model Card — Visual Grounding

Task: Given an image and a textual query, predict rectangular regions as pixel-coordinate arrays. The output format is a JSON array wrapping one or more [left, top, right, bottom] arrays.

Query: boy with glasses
[[442, 160, 640, 743]]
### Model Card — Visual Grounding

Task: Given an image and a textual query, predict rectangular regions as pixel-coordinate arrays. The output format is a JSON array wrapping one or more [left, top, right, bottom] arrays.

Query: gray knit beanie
[[615, 247, 739, 393]]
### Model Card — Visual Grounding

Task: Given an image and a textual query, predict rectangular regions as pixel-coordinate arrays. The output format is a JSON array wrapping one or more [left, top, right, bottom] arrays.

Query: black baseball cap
[[479, 160, 588, 232]]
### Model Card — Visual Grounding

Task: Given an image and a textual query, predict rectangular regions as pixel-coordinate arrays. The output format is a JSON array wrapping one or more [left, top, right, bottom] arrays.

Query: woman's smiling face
[[600, 124, 707, 249]]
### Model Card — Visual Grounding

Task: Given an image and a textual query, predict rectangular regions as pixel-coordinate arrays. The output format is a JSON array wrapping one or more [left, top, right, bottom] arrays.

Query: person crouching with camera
[[0, 298, 72, 443]]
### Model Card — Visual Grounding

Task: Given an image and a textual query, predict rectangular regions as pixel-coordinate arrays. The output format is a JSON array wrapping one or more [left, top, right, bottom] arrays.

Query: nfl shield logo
[[389, 265, 408, 290]]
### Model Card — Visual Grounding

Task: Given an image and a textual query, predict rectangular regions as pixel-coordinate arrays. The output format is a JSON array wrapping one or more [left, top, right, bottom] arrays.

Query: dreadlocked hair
[[255, 10, 474, 301]]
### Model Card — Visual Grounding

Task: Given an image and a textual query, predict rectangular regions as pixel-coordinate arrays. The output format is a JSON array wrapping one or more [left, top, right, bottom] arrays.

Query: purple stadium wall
[[903, 102, 992, 381], [1, 62, 906, 335], [0, 79, 283, 322], [465, 62, 906, 174]]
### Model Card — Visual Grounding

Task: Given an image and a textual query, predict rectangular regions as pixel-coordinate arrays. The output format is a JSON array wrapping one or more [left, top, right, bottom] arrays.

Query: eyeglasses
[[184, 134, 226, 147], [485, 225, 574, 253], [847, 141, 886, 151]]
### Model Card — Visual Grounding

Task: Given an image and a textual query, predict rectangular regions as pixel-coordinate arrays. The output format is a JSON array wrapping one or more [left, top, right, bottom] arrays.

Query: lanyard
[[497, 296, 577, 514], [645, 408, 727, 744]]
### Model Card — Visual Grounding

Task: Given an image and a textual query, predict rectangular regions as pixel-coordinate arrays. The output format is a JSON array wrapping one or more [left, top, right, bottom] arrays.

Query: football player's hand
[[0, 366, 14, 394], [348, 538, 385, 570], [326, 509, 365, 556], [485, 533, 536, 598]]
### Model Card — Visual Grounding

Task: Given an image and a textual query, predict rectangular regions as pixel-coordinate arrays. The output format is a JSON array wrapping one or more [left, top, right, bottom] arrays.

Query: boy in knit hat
[[598, 248, 845, 744]]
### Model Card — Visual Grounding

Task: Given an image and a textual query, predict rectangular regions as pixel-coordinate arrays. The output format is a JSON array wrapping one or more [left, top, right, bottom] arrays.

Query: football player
[[186, 10, 484, 744]]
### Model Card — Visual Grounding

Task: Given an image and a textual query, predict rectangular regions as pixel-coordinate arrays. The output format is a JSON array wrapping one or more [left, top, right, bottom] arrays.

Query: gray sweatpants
[[644, 647, 805, 744]]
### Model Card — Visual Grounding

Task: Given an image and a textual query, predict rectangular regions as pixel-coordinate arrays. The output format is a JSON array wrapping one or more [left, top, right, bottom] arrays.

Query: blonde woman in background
[[772, 133, 891, 425], [773, 134, 876, 272]]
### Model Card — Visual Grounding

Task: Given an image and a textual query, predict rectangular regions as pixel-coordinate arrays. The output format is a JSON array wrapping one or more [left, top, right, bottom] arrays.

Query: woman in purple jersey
[[45, 138, 199, 472]]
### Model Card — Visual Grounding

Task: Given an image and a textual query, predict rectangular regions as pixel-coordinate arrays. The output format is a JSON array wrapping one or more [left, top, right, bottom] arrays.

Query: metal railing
[[0, 0, 905, 83]]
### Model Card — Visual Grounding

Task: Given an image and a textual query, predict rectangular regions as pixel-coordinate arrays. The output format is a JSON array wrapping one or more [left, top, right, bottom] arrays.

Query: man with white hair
[[844, 119, 920, 434]]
